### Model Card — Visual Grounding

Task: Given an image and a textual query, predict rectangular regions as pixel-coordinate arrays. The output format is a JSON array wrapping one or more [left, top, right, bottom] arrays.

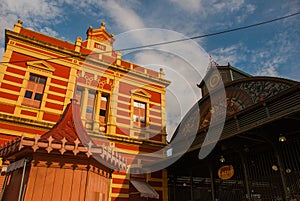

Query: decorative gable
[[27, 60, 55, 74], [41, 100, 91, 144], [131, 89, 151, 99], [86, 22, 115, 45]]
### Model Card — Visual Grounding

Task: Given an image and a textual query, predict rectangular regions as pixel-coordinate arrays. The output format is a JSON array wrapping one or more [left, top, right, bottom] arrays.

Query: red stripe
[[1, 83, 21, 92], [112, 178, 129, 185], [117, 102, 130, 110], [51, 78, 68, 87], [49, 86, 67, 94], [150, 118, 161, 124], [3, 75, 23, 84], [42, 112, 60, 122], [117, 110, 130, 117], [115, 143, 139, 152], [111, 188, 129, 194], [116, 127, 130, 136], [45, 102, 64, 111], [20, 110, 37, 117], [0, 122, 46, 134], [116, 118, 130, 125], [118, 96, 130, 102], [0, 103, 15, 114], [0, 91, 19, 101], [46, 94, 65, 102], [6, 67, 26, 76]]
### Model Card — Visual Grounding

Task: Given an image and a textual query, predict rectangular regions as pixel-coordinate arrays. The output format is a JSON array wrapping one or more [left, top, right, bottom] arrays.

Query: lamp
[[286, 168, 292, 174], [272, 165, 278, 171], [279, 134, 286, 142], [220, 155, 225, 163]]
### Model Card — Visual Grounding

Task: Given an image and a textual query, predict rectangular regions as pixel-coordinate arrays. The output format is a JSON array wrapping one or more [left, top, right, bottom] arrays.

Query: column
[[107, 76, 118, 134], [208, 164, 216, 201], [81, 88, 89, 124], [239, 153, 251, 199], [93, 91, 101, 131]]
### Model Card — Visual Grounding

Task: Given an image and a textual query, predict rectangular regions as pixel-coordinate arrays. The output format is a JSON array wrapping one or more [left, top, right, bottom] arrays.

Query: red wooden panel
[[70, 169, 81, 201], [41, 167, 56, 201], [51, 168, 64, 201], [32, 167, 47, 201], [61, 168, 73, 201], [79, 170, 87, 201]]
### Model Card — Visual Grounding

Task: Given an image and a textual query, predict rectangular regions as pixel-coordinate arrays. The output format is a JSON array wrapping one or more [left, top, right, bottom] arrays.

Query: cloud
[[210, 43, 247, 65], [0, 0, 63, 50], [39, 27, 59, 37], [104, 0, 145, 30], [255, 64, 279, 77], [169, 0, 203, 13]]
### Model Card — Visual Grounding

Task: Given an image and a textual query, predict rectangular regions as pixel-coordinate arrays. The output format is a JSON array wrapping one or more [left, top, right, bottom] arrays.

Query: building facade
[[168, 63, 300, 201], [0, 20, 170, 201]]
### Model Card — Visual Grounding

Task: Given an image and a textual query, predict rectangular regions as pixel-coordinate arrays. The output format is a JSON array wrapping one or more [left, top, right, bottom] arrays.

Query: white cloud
[[169, 0, 203, 13], [39, 27, 59, 38], [210, 0, 244, 12], [1, 0, 62, 27], [210, 43, 247, 65], [255, 65, 279, 77], [0, 0, 63, 51], [105, 0, 145, 30]]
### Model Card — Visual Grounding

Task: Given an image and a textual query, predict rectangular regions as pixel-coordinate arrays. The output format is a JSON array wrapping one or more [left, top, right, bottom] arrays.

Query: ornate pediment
[[27, 60, 55, 73], [131, 89, 151, 99], [86, 22, 115, 45]]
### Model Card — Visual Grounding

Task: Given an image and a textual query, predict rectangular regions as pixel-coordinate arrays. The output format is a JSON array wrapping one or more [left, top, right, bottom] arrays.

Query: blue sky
[[1, 0, 299, 138]]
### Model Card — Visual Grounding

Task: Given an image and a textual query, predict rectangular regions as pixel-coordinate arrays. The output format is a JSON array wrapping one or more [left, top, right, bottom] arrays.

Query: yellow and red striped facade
[[0, 20, 170, 201]]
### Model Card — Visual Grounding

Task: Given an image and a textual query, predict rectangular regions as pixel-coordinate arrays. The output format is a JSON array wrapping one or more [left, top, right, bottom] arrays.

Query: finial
[[17, 19, 23, 25], [101, 21, 105, 28], [86, 26, 93, 36], [209, 55, 219, 67], [76, 36, 82, 41]]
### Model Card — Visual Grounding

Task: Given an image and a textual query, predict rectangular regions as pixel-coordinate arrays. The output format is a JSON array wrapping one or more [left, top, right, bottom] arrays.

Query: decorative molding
[[0, 134, 127, 171]]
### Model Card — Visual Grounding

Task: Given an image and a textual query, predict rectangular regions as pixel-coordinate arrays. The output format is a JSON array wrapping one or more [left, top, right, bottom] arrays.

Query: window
[[22, 74, 46, 108], [133, 101, 146, 127], [86, 91, 95, 120], [99, 95, 109, 124], [75, 87, 83, 104]]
